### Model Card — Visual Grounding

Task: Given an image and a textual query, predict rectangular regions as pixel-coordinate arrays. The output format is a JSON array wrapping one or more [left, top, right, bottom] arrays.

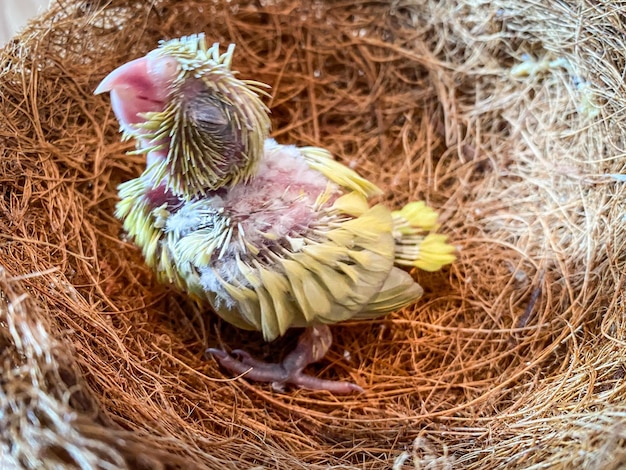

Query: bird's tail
[[391, 201, 456, 272]]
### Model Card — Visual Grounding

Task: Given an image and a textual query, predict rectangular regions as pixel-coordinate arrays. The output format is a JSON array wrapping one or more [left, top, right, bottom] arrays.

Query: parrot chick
[[95, 34, 456, 394]]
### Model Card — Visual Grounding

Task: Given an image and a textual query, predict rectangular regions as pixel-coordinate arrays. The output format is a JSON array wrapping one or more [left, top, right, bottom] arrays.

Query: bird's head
[[95, 34, 271, 197]]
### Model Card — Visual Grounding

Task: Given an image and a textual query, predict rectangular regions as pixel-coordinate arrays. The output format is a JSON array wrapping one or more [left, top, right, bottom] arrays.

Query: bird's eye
[[183, 84, 230, 127], [194, 103, 228, 126]]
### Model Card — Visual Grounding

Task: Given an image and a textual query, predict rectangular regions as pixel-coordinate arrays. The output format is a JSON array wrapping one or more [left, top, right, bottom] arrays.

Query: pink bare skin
[[96, 52, 364, 394]]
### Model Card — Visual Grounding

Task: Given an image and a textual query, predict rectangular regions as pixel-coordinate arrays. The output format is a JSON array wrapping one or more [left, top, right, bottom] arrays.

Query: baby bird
[[95, 34, 455, 393]]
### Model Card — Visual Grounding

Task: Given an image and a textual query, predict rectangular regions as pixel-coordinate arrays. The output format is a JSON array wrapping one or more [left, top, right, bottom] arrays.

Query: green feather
[[356, 267, 424, 318], [280, 258, 318, 323], [257, 267, 295, 338]]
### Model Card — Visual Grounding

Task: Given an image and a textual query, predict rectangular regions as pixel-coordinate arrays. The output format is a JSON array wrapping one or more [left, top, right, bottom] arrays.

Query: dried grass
[[1, 0, 626, 468]]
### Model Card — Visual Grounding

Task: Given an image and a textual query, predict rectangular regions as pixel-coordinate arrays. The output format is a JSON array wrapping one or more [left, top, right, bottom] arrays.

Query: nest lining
[[1, 0, 626, 468]]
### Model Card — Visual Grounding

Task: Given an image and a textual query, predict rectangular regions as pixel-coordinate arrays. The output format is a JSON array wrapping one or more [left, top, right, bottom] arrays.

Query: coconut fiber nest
[[2, 0, 626, 468]]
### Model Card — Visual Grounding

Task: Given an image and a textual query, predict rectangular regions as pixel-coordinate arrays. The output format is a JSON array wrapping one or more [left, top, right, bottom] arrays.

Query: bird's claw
[[206, 347, 363, 394]]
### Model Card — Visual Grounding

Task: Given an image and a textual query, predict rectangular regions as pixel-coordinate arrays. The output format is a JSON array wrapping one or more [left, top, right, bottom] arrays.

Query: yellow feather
[[257, 285, 280, 341], [302, 243, 348, 265], [281, 259, 327, 323], [330, 191, 370, 216], [235, 256, 260, 287], [214, 272, 262, 330], [346, 249, 382, 269], [291, 252, 352, 305], [335, 261, 361, 284], [257, 267, 294, 338], [302, 274, 333, 319], [356, 267, 423, 317], [325, 227, 354, 247], [338, 206, 392, 239], [299, 146, 382, 198], [175, 231, 221, 266]]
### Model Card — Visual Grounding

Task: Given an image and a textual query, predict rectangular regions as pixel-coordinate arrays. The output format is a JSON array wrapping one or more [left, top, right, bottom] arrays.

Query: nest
[[2, 0, 626, 468]]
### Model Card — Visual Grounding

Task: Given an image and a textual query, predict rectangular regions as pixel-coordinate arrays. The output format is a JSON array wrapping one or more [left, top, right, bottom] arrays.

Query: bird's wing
[[353, 267, 424, 319], [204, 201, 397, 341], [297, 147, 425, 319], [116, 177, 189, 290]]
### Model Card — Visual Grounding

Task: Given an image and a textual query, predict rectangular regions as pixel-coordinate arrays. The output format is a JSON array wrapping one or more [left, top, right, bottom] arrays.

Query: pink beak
[[95, 55, 176, 130], [95, 57, 150, 96]]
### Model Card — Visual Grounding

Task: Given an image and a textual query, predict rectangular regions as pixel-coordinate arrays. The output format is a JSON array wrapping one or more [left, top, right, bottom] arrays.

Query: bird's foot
[[207, 325, 363, 394]]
